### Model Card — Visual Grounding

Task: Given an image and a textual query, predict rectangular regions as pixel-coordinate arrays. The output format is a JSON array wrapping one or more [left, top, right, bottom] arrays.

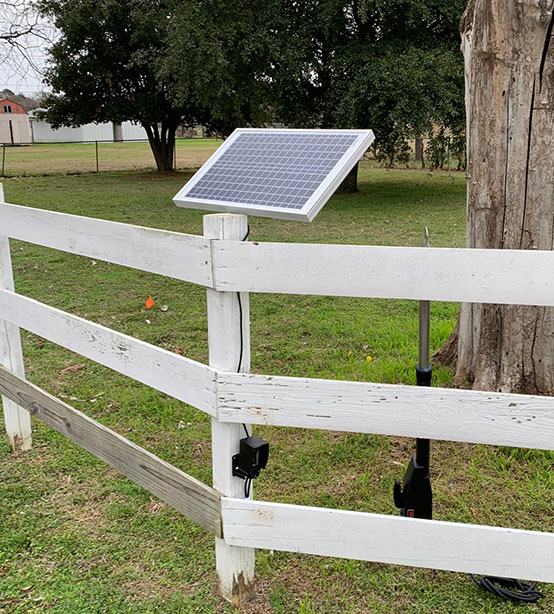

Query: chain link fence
[[1, 136, 464, 178], [0, 138, 221, 177]]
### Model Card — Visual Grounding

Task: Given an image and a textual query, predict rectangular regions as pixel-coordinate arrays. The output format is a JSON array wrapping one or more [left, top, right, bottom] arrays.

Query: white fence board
[[213, 241, 554, 305], [0, 364, 222, 536], [0, 289, 216, 414], [222, 499, 554, 582], [217, 372, 554, 450], [0, 202, 213, 286]]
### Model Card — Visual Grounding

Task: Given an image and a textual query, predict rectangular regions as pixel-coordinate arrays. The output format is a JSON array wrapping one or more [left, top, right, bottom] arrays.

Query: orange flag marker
[[145, 295, 155, 309]]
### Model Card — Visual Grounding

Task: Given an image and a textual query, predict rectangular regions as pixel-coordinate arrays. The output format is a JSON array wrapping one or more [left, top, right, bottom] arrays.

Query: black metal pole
[[393, 227, 433, 519], [95, 141, 99, 173], [415, 230, 431, 470], [1, 143, 5, 177]]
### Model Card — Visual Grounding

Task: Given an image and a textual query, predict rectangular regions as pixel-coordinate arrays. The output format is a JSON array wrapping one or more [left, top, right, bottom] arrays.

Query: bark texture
[[415, 134, 425, 167], [144, 120, 177, 172], [456, 0, 554, 393]]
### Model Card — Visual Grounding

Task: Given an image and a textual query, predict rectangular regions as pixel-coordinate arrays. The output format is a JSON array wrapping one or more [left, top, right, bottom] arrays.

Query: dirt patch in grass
[[121, 562, 199, 603]]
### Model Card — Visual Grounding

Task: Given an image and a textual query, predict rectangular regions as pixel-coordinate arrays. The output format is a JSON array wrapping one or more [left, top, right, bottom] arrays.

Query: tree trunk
[[336, 162, 359, 194], [414, 134, 425, 168], [451, 0, 554, 394], [144, 121, 176, 172], [113, 123, 123, 142]]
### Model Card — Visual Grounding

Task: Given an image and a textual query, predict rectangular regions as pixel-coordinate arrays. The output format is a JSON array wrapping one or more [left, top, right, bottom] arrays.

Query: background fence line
[[1, 139, 151, 176], [0, 135, 462, 177], [0, 138, 220, 177]]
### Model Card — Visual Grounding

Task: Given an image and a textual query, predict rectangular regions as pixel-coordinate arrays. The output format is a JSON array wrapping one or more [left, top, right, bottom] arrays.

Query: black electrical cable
[[237, 291, 246, 372], [470, 575, 543, 604], [244, 478, 252, 498], [237, 225, 251, 472], [236, 224, 250, 374]]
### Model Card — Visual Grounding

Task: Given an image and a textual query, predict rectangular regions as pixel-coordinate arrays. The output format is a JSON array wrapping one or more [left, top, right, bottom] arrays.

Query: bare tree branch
[[0, 1, 54, 90]]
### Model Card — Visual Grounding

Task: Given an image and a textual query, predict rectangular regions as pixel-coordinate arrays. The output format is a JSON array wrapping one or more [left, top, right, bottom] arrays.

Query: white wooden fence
[[2, 189, 554, 606]]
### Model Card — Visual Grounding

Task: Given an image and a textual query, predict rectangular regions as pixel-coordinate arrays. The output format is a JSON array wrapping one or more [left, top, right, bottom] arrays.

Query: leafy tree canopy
[[166, 0, 466, 166], [268, 0, 466, 165], [39, 0, 276, 170], [162, 0, 276, 135]]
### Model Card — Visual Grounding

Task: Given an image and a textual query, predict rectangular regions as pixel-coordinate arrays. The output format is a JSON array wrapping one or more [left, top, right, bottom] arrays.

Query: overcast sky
[[0, 51, 48, 95]]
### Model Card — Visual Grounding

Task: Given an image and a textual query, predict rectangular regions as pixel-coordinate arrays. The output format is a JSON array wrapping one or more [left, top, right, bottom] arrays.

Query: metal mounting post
[[393, 227, 433, 519]]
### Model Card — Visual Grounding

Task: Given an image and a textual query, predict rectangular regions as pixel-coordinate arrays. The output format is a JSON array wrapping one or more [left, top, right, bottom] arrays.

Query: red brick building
[[0, 98, 31, 144]]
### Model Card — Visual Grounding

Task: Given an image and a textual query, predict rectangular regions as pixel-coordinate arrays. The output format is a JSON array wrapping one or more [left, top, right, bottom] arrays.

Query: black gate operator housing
[[232, 435, 269, 480]]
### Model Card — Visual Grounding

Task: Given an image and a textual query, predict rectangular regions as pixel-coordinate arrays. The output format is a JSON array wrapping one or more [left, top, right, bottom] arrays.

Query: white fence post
[[0, 183, 31, 451], [204, 213, 255, 606]]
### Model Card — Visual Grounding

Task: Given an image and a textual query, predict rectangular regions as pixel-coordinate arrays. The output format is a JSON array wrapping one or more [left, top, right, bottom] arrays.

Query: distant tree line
[[38, 0, 466, 174]]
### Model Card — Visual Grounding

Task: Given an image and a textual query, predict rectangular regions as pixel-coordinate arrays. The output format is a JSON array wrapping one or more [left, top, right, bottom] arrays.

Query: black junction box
[[232, 435, 269, 480]]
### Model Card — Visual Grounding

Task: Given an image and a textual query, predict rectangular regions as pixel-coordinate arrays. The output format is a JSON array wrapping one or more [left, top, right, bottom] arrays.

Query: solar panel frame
[[173, 128, 375, 222]]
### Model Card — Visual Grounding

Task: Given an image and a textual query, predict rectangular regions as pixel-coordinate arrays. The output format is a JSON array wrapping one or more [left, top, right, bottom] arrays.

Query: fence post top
[[203, 212, 248, 221], [203, 213, 248, 239]]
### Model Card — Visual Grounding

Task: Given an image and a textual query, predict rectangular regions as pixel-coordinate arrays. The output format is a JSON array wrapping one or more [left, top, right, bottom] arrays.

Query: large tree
[[269, 0, 466, 175], [439, 0, 554, 394], [40, 0, 275, 170], [163, 0, 275, 137], [39, 0, 196, 172]]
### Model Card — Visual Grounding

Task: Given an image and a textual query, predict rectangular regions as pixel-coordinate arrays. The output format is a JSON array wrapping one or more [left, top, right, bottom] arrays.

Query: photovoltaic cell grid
[[185, 132, 359, 210]]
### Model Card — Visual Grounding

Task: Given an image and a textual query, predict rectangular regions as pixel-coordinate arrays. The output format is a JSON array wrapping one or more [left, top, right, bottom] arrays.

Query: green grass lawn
[[1, 165, 553, 613]]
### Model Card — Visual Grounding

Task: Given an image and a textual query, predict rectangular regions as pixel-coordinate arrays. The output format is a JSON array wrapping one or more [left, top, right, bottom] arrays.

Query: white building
[[28, 113, 148, 143]]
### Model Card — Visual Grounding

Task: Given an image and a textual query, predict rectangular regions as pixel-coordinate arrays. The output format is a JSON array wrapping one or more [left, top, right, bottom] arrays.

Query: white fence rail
[[0, 202, 213, 286], [0, 364, 222, 535], [0, 288, 217, 414], [213, 240, 554, 305], [216, 371, 554, 450], [3, 200, 554, 305], [2, 197, 554, 606], [222, 499, 554, 582]]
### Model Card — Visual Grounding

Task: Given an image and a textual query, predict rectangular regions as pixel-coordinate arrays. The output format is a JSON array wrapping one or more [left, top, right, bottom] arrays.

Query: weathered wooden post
[[203, 213, 255, 607], [0, 182, 32, 451]]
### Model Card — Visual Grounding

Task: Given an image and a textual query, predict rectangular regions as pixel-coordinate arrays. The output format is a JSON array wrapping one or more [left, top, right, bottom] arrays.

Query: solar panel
[[173, 128, 375, 222]]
